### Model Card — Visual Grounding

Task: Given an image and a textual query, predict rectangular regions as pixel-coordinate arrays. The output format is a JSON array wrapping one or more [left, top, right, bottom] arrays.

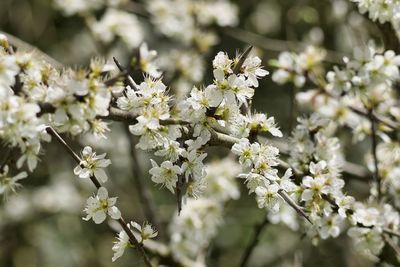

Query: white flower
[[139, 43, 162, 78], [132, 221, 158, 243], [319, 215, 342, 239], [348, 227, 384, 259], [242, 55, 269, 87], [73, 146, 111, 183], [117, 86, 142, 111], [181, 150, 207, 181], [208, 68, 236, 105], [352, 206, 380, 227], [239, 172, 269, 194], [248, 113, 283, 137], [301, 176, 329, 201], [83, 187, 121, 224], [0, 55, 19, 87], [112, 224, 131, 262], [91, 8, 143, 48], [0, 165, 27, 198], [255, 184, 281, 211], [227, 74, 254, 104], [212, 51, 233, 73], [336, 195, 355, 218], [149, 160, 181, 193], [154, 140, 184, 162], [231, 138, 257, 167]]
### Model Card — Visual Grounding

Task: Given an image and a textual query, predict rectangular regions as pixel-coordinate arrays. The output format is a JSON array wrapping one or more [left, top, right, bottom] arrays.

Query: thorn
[[278, 189, 313, 225], [233, 45, 253, 74], [112, 57, 139, 90]]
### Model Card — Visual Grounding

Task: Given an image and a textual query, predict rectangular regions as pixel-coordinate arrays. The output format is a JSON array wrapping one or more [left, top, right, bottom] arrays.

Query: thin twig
[[223, 28, 348, 64], [239, 216, 270, 267], [113, 57, 139, 90], [233, 45, 253, 74], [369, 110, 382, 199], [383, 234, 400, 258], [45, 126, 153, 267], [233, 45, 254, 116], [124, 126, 165, 239], [0, 148, 11, 170]]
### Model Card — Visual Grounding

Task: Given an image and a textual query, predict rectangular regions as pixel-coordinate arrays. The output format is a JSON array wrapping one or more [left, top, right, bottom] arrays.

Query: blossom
[[319, 215, 342, 239], [83, 187, 121, 224], [301, 175, 329, 201], [0, 54, 19, 87], [0, 165, 27, 198], [181, 150, 207, 181], [248, 113, 283, 137], [212, 51, 233, 73], [74, 146, 111, 183], [348, 227, 384, 259], [112, 224, 131, 262], [231, 138, 258, 166], [90, 8, 143, 48], [139, 43, 162, 78], [154, 140, 184, 163], [242, 55, 269, 87], [149, 159, 181, 193], [132, 221, 158, 243], [255, 183, 281, 211]]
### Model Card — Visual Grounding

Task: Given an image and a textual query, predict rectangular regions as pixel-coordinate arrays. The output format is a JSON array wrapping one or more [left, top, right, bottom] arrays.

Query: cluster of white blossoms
[[90, 8, 144, 49], [168, 158, 240, 266], [270, 46, 326, 88], [112, 220, 157, 262], [273, 44, 400, 141], [147, 0, 239, 96], [0, 34, 122, 185], [53, 0, 239, 98], [280, 115, 399, 260], [117, 50, 270, 203], [351, 0, 400, 23], [270, 42, 400, 260], [148, 0, 238, 46]]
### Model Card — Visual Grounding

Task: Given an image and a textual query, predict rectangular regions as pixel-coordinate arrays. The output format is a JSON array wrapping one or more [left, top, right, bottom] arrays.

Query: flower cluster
[[351, 0, 400, 23], [0, 35, 120, 179], [112, 221, 157, 262], [275, 114, 399, 260], [148, 0, 238, 45], [117, 50, 270, 203], [168, 158, 240, 266], [273, 45, 400, 142], [270, 46, 326, 88]]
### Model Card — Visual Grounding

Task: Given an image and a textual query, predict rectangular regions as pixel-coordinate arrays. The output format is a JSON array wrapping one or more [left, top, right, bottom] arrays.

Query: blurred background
[[0, 0, 383, 266]]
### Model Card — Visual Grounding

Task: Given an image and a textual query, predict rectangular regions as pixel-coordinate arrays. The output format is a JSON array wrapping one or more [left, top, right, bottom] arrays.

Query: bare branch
[[239, 216, 269, 267]]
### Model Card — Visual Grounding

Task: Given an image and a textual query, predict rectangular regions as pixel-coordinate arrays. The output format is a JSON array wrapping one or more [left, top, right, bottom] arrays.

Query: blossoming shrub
[[2, 0, 400, 266]]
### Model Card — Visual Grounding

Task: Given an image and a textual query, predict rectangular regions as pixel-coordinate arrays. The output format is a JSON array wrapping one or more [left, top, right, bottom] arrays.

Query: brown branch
[[369, 110, 382, 199], [45, 126, 153, 267], [113, 57, 139, 90], [239, 216, 269, 267]]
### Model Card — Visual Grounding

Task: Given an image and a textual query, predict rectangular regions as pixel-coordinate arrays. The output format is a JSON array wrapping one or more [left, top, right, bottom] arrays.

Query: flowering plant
[[2, 0, 400, 266]]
